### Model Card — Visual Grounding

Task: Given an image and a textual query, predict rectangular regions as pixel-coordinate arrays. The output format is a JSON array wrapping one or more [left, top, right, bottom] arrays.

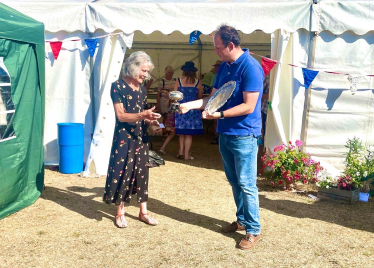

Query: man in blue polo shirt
[[180, 24, 264, 250]]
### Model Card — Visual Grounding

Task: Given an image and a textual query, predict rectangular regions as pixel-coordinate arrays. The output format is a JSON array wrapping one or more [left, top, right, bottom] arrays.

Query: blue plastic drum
[[57, 123, 84, 174]]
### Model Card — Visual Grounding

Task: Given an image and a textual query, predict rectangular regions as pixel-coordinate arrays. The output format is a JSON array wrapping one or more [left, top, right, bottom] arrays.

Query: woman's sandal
[[176, 154, 184, 159], [138, 212, 158, 226], [184, 156, 194, 160], [159, 148, 166, 155], [115, 214, 128, 228]]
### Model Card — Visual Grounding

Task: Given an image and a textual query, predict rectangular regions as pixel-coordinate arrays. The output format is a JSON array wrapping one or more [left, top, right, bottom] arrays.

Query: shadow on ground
[[41, 186, 243, 241], [258, 193, 374, 233]]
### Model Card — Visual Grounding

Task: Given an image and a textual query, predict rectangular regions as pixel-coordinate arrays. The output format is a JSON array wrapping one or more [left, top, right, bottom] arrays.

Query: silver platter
[[205, 81, 236, 115]]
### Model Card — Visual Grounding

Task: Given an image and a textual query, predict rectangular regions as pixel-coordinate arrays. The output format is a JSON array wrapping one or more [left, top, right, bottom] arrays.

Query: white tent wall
[[301, 30, 374, 177], [83, 33, 132, 176], [44, 31, 93, 165], [266, 28, 374, 177], [265, 29, 293, 150]]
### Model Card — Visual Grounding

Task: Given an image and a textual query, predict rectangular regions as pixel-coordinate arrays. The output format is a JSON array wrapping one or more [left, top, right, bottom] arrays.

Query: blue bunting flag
[[189, 30, 202, 45], [85, 38, 98, 57], [302, 68, 319, 89]]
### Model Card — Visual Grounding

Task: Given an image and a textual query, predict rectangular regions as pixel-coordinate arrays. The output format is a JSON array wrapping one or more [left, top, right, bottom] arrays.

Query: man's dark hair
[[216, 24, 241, 47]]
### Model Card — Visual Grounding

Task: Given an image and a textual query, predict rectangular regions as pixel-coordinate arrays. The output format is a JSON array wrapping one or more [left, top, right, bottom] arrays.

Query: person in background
[[157, 66, 176, 155], [179, 25, 264, 250], [174, 61, 203, 160], [103, 51, 161, 228], [209, 60, 223, 144], [202, 60, 222, 95]]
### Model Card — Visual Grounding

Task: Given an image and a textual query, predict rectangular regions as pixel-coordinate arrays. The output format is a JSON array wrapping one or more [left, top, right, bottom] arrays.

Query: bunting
[[84, 38, 98, 57], [302, 68, 319, 89], [44, 32, 374, 94], [50, 42, 63, 60], [261, 57, 277, 77], [189, 30, 202, 45]]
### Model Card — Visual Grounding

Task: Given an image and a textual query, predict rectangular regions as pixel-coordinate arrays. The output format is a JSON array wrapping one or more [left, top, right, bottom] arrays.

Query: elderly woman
[[103, 51, 161, 228]]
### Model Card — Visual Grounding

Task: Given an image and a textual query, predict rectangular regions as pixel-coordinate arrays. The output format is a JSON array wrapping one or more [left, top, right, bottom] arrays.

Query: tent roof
[[0, 3, 44, 44], [3, 1, 374, 35], [315, 0, 374, 35]]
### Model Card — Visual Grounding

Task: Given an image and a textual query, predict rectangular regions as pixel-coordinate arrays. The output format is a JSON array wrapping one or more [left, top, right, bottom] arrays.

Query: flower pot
[[317, 187, 360, 204], [359, 192, 370, 202]]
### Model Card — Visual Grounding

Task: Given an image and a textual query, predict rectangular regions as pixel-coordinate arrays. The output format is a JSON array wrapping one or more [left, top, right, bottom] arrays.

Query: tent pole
[[197, 37, 202, 79], [90, 38, 96, 137], [301, 2, 318, 153]]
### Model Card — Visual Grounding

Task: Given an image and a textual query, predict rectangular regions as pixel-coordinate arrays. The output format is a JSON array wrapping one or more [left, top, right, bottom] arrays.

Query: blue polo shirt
[[213, 49, 264, 136]]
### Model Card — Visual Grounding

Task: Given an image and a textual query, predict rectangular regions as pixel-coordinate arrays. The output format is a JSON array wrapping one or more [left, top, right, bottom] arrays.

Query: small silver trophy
[[168, 91, 184, 113]]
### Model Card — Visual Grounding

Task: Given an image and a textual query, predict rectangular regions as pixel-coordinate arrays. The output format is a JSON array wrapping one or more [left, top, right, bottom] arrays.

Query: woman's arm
[[113, 102, 160, 122]]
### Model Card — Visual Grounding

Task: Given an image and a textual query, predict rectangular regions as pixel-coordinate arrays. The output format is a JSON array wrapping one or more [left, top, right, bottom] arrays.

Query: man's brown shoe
[[221, 221, 245, 233], [238, 234, 262, 250]]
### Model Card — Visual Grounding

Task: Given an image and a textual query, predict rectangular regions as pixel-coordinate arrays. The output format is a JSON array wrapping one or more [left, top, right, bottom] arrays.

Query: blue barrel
[[57, 123, 84, 174]]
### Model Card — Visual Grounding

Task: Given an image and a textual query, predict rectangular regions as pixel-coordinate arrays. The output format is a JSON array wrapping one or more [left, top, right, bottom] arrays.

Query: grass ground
[[1, 131, 373, 268]]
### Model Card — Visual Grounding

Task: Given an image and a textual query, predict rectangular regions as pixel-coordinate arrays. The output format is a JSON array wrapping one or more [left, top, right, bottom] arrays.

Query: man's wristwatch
[[220, 111, 224, 119]]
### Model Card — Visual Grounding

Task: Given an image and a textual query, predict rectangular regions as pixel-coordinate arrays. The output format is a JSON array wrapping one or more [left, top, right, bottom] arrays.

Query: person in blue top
[[179, 25, 264, 250]]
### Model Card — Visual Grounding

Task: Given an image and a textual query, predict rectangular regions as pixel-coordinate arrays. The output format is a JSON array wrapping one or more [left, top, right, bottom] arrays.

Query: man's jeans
[[219, 134, 261, 235]]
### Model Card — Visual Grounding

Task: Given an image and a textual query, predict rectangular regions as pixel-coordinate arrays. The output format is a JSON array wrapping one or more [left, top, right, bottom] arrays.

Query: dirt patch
[[1, 133, 374, 267]]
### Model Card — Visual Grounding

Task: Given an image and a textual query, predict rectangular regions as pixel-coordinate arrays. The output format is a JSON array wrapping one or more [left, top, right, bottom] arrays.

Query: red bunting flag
[[262, 57, 277, 76], [50, 42, 63, 60]]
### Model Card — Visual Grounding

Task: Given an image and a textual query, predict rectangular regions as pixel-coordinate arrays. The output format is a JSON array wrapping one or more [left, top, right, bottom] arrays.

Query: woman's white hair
[[122, 51, 154, 80]]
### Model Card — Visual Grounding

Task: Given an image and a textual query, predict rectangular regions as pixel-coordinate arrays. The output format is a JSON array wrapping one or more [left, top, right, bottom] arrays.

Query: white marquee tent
[[3, 0, 374, 177]]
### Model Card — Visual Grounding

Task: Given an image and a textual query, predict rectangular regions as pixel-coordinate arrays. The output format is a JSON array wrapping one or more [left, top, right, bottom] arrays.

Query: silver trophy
[[168, 91, 184, 113], [205, 81, 236, 115]]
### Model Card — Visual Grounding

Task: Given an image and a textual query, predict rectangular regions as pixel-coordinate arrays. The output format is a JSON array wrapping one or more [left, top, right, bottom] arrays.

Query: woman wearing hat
[[174, 61, 203, 160]]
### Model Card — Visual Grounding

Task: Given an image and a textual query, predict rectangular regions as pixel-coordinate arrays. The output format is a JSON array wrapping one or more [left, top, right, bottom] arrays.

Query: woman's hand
[[140, 106, 161, 120], [149, 120, 160, 126]]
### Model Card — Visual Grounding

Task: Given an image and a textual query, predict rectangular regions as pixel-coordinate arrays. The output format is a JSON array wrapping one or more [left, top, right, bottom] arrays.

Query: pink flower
[[294, 159, 299, 164], [271, 181, 275, 186], [278, 180, 284, 185], [295, 140, 303, 147], [303, 179, 307, 184], [289, 141, 292, 145]]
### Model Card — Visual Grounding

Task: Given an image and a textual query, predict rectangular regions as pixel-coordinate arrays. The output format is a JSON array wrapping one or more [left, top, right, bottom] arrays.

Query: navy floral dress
[[174, 78, 203, 135], [103, 79, 150, 205]]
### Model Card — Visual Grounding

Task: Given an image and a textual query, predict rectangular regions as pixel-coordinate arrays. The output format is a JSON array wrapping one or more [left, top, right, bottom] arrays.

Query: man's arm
[[179, 87, 218, 113], [202, 91, 260, 119]]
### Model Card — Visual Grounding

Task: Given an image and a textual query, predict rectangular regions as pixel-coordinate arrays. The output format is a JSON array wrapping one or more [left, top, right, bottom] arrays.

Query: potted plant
[[317, 137, 373, 204], [260, 140, 322, 191]]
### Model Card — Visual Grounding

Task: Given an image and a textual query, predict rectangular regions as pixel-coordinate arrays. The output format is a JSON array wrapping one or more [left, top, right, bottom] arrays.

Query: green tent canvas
[[0, 3, 45, 220]]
